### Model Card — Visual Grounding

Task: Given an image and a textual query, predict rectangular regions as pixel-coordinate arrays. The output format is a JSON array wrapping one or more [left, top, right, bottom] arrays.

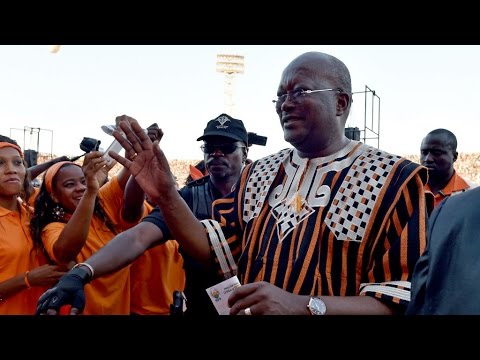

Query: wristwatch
[[307, 297, 327, 315]]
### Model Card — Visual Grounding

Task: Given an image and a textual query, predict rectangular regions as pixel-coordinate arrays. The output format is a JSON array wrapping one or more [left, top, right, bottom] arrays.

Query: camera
[[247, 132, 267, 147], [80, 137, 101, 153]]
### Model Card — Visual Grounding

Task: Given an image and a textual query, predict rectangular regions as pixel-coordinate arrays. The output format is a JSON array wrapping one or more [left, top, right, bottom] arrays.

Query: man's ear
[[336, 92, 350, 116], [243, 149, 249, 163], [453, 151, 458, 162]]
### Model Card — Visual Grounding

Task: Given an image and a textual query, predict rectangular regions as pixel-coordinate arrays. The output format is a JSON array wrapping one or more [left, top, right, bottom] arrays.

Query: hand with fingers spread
[[109, 118, 177, 205]]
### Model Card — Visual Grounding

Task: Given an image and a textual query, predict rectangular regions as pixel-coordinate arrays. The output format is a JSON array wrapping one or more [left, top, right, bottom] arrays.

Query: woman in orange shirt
[[31, 152, 142, 314], [0, 135, 65, 314], [30, 116, 145, 315]]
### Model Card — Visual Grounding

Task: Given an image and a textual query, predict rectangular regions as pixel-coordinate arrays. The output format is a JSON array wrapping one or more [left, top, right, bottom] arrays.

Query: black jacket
[[407, 186, 480, 314]]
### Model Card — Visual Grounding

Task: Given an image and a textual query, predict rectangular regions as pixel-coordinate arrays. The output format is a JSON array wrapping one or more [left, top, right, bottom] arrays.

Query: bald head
[[424, 128, 457, 152], [284, 52, 352, 96]]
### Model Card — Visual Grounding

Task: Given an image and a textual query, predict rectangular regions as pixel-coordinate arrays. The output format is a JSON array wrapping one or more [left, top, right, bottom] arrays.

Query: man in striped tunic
[[118, 51, 429, 315], [38, 51, 429, 315]]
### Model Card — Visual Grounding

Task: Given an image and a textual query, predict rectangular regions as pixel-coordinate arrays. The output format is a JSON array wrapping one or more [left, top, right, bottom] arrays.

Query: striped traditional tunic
[[202, 140, 428, 307]]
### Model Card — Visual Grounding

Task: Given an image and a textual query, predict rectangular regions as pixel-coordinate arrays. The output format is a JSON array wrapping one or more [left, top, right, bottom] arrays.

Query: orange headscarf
[[44, 161, 81, 196], [0, 142, 23, 158]]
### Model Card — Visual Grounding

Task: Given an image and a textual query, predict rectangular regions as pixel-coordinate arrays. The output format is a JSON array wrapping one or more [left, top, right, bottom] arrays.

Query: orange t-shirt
[[129, 201, 185, 315], [426, 171, 477, 208], [0, 201, 49, 314]]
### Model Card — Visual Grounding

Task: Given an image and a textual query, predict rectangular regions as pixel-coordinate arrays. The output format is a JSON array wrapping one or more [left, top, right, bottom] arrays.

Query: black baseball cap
[[197, 113, 248, 145]]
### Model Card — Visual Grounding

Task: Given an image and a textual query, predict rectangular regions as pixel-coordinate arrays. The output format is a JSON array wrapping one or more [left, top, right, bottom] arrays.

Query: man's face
[[201, 136, 245, 180], [275, 64, 340, 154], [420, 133, 457, 183]]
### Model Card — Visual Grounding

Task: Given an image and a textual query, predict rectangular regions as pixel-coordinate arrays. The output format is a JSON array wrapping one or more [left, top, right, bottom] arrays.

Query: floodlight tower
[[216, 54, 244, 116]]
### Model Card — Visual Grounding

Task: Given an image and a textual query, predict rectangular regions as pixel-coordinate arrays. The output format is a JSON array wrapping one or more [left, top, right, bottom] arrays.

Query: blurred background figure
[[420, 128, 477, 208]]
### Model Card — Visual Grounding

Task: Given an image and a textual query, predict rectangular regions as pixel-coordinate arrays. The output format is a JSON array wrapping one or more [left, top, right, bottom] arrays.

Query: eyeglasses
[[272, 88, 342, 108], [200, 143, 245, 155]]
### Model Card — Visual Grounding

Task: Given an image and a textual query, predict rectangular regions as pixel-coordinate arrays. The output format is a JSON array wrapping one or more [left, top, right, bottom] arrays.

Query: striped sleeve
[[200, 219, 237, 279], [360, 166, 428, 307]]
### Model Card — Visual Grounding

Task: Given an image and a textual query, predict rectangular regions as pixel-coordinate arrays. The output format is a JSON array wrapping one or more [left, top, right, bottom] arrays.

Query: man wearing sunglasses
[[36, 113, 252, 316], [177, 113, 250, 315]]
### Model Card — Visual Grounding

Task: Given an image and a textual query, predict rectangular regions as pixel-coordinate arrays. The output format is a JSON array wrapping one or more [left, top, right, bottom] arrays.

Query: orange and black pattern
[[205, 141, 428, 307]]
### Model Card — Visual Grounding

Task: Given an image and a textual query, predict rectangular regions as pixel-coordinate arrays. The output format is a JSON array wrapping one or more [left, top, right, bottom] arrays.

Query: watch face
[[308, 297, 326, 315]]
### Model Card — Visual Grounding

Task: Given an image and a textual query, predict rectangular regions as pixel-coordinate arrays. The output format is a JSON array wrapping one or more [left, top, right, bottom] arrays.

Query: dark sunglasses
[[200, 143, 245, 154]]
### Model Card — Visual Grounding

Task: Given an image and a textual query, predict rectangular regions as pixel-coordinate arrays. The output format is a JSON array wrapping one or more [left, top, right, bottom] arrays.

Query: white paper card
[[205, 275, 241, 315]]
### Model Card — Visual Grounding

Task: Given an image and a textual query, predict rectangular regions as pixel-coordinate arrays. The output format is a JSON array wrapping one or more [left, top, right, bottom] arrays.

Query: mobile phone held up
[[102, 137, 124, 166]]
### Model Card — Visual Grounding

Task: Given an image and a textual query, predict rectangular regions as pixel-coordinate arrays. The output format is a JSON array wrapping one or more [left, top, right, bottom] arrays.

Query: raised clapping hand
[[108, 118, 176, 205]]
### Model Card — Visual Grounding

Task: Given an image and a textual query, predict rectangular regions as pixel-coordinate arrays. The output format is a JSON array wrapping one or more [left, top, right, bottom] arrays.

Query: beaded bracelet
[[72, 262, 95, 279], [24, 271, 32, 288]]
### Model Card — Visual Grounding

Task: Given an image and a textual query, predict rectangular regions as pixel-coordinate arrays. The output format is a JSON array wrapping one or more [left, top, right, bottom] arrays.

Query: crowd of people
[[2, 50, 479, 316], [35, 151, 480, 190]]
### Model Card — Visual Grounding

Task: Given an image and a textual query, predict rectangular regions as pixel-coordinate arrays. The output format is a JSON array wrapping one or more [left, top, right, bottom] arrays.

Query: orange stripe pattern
[[207, 142, 428, 308]]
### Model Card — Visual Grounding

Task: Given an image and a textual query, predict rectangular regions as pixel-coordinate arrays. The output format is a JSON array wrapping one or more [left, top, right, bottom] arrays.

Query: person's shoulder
[[360, 143, 403, 160], [447, 185, 480, 204], [254, 148, 292, 165], [360, 143, 424, 170], [245, 148, 292, 177], [466, 179, 479, 189], [359, 144, 428, 185], [185, 175, 210, 188], [431, 187, 480, 219]]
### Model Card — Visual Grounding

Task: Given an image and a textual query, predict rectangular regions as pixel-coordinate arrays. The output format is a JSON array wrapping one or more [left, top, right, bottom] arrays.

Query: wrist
[[307, 296, 327, 315], [154, 187, 180, 207], [24, 271, 32, 289], [71, 263, 94, 283]]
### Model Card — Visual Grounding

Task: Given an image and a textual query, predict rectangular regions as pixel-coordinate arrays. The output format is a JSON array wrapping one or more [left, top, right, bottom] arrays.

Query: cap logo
[[215, 115, 230, 129]]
